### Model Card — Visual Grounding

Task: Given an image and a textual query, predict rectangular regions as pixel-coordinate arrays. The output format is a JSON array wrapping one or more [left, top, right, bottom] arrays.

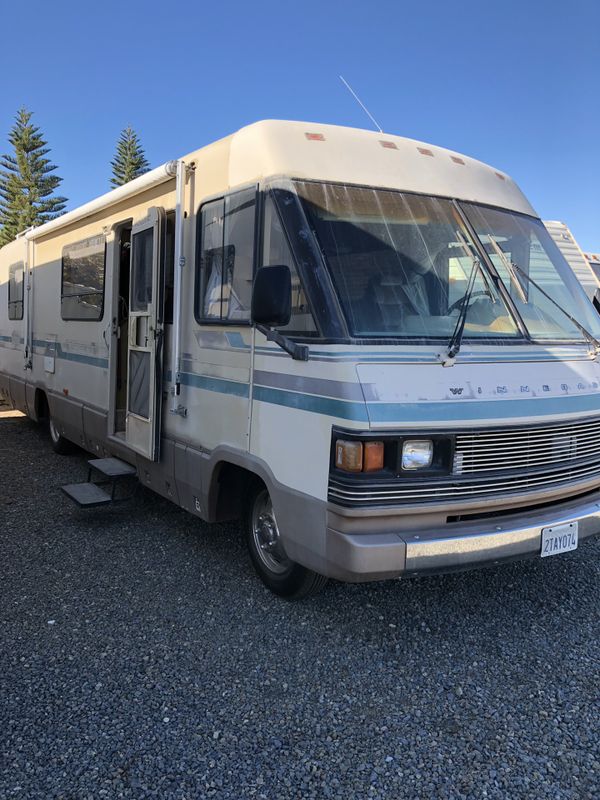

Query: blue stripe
[[56, 348, 108, 369], [253, 385, 369, 421], [367, 392, 600, 423], [225, 331, 248, 349], [31, 338, 108, 369], [179, 371, 249, 398], [170, 369, 600, 424]]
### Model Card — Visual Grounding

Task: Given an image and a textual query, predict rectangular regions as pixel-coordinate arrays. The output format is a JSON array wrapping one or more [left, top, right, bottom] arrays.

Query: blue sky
[[1, 0, 598, 249]]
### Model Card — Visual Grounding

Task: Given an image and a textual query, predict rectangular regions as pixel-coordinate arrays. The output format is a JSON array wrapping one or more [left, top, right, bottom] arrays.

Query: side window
[[61, 235, 105, 320], [262, 193, 317, 335], [8, 262, 24, 321], [197, 187, 256, 323]]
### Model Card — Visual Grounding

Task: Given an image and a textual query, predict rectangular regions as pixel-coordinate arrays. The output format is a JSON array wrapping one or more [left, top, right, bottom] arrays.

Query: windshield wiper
[[486, 235, 528, 303], [487, 235, 600, 354], [440, 253, 482, 367], [440, 229, 499, 366]]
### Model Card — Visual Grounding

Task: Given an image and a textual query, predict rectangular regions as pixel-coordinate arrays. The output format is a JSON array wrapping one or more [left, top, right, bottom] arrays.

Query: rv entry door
[[126, 207, 165, 461]]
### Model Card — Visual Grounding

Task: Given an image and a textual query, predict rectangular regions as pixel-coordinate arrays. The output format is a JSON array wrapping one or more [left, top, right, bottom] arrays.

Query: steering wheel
[[447, 291, 491, 315]]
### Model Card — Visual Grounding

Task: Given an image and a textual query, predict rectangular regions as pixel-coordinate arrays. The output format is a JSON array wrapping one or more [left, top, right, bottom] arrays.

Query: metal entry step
[[87, 457, 137, 480], [61, 457, 138, 508], [61, 482, 113, 508]]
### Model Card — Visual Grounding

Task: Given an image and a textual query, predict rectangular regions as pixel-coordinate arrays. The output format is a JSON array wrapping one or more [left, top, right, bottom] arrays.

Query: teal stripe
[[367, 392, 600, 423], [174, 368, 600, 424], [31, 338, 108, 369], [179, 371, 249, 398], [56, 348, 108, 369], [253, 385, 368, 421]]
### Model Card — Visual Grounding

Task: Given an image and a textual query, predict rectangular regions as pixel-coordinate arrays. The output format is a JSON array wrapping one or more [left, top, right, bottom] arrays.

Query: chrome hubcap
[[251, 490, 291, 575], [49, 417, 60, 443]]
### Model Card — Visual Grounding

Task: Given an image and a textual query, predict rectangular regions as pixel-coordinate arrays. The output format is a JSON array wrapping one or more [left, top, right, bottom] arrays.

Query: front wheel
[[48, 415, 75, 455], [244, 484, 328, 600]]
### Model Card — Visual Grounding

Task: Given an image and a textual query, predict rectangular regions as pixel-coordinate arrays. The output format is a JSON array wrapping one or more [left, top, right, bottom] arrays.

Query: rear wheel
[[48, 415, 74, 455], [244, 484, 328, 600]]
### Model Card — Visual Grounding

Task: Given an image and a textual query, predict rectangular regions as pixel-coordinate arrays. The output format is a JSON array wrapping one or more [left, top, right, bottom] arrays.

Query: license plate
[[541, 522, 578, 558]]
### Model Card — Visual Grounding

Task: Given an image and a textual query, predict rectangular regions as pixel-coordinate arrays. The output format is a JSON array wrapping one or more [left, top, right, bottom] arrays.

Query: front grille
[[454, 417, 600, 474], [328, 417, 600, 508]]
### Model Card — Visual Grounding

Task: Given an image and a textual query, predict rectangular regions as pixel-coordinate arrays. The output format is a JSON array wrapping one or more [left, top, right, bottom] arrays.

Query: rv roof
[[24, 120, 536, 241]]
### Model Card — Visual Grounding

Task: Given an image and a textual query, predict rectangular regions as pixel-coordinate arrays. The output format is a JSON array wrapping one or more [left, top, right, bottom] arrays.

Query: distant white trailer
[[584, 252, 600, 283], [544, 221, 599, 299]]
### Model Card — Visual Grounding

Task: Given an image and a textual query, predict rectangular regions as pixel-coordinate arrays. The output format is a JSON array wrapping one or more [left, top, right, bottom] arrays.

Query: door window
[[8, 262, 24, 321], [131, 228, 154, 312]]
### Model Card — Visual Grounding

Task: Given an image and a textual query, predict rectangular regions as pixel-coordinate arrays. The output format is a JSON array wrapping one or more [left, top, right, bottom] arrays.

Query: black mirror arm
[[256, 324, 309, 361]]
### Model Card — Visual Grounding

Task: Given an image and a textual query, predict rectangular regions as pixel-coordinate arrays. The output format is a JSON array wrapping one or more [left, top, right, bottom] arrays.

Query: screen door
[[126, 207, 165, 460]]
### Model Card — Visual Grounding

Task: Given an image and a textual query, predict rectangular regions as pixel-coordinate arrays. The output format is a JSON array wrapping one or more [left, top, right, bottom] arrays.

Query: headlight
[[401, 440, 433, 471]]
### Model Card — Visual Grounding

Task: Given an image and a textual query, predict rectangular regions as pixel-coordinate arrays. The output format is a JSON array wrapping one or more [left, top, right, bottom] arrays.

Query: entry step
[[61, 482, 113, 508], [88, 457, 137, 479]]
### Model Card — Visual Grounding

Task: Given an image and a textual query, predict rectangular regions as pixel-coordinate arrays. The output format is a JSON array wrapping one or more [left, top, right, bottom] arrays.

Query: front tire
[[244, 484, 328, 600], [48, 415, 74, 455]]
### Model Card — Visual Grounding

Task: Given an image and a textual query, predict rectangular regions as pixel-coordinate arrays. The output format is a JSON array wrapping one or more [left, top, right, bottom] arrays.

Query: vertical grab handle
[[129, 315, 137, 347]]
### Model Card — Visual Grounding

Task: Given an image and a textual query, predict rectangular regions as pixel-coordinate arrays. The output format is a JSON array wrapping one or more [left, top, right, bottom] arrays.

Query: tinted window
[[61, 235, 105, 320], [8, 262, 24, 321], [197, 188, 255, 322]]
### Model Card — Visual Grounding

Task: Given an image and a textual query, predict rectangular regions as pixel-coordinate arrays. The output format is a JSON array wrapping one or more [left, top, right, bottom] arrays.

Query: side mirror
[[251, 265, 291, 327], [593, 288, 600, 317]]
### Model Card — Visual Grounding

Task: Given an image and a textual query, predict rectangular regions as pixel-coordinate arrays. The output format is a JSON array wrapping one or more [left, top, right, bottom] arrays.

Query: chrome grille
[[329, 457, 600, 505], [328, 417, 600, 508], [454, 417, 600, 474]]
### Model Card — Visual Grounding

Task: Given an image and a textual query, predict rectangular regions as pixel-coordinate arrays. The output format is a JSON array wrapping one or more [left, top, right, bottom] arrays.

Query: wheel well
[[211, 462, 264, 523], [34, 389, 49, 422]]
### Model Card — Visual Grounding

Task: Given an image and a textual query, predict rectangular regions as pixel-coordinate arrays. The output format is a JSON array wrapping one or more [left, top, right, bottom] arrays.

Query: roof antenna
[[339, 75, 383, 133]]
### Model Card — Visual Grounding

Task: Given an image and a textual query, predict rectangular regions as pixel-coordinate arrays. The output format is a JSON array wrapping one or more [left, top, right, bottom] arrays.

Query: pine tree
[[110, 127, 150, 187], [0, 108, 67, 246]]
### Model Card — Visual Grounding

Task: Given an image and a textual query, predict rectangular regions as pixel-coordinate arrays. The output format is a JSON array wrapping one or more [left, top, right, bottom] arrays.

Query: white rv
[[1, 120, 600, 599]]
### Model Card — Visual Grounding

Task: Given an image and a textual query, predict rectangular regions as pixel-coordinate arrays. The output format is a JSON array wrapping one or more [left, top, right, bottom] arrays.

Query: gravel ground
[[1, 414, 599, 799]]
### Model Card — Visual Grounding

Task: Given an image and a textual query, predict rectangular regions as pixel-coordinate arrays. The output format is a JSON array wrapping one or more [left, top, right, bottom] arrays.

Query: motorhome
[[2, 120, 600, 599]]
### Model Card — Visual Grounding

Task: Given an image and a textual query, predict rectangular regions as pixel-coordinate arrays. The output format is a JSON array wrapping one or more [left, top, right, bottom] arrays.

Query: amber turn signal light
[[335, 440, 363, 472], [363, 441, 385, 472], [335, 440, 385, 473]]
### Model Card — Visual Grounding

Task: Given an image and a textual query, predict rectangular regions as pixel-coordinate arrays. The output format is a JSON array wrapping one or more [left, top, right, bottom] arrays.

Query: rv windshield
[[295, 181, 521, 340], [461, 204, 600, 341], [295, 181, 600, 344]]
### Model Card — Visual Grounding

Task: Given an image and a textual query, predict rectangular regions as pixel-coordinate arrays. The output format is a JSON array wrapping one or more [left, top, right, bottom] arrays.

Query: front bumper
[[325, 490, 600, 582]]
